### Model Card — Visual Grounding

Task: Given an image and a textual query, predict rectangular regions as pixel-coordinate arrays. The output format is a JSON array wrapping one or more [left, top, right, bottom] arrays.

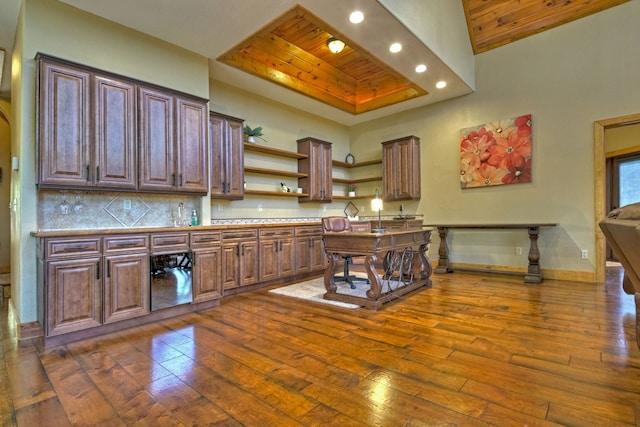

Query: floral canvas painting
[[460, 114, 532, 188]]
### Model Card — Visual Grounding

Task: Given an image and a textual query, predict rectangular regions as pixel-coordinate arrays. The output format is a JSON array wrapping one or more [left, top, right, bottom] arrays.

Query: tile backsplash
[[38, 190, 200, 230]]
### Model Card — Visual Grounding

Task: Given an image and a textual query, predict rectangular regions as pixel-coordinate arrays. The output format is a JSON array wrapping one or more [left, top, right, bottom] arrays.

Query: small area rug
[[269, 276, 364, 309]]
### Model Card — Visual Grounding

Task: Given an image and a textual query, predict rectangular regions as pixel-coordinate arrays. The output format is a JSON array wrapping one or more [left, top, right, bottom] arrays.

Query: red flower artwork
[[460, 114, 532, 188]]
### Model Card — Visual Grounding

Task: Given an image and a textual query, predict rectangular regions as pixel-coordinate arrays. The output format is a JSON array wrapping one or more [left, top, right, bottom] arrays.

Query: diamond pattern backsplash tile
[[104, 194, 150, 227]]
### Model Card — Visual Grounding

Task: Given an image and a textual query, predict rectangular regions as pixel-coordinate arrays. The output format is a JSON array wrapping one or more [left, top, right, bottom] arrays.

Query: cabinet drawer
[[45, 237, 101, 258], [259, 227, 294, 239], [104, 235, 149, 253], [151, 233, 189, 253], [222, 229, 258, 241], [295, 225, 323, 236], [190, 231, 221, 248]]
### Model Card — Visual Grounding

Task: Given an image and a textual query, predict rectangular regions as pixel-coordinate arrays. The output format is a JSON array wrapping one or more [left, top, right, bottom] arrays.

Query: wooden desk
[[322, 229, 433, 309], [425, 224, 557, 284]]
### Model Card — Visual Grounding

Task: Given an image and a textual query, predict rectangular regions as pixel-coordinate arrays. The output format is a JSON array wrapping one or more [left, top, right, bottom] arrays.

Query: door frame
[[594, 113, 640, 283]]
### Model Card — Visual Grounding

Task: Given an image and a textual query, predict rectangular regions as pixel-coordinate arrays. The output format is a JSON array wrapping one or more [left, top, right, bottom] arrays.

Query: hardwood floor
[[1, 268, 639, 426]]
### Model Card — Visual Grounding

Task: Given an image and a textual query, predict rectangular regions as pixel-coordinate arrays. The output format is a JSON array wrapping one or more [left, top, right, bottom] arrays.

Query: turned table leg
[[434, 227, 451, 274], [524, 226, 543, 284]]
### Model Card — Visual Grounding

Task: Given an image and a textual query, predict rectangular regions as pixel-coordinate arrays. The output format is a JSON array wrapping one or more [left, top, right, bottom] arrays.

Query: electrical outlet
[[581, 249, 588, 259], [515, 247, 522, 256], [258, 204, 263, 212]]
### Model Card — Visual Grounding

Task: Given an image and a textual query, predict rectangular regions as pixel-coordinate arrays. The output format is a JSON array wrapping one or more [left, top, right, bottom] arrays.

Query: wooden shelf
[[333, 194, 376, 200], [332, 176, 382, 184], [244, 190, 308, 197], [244, 143, 307, 159], [244, 166, 307, 178], [332, 159, 382, 168]]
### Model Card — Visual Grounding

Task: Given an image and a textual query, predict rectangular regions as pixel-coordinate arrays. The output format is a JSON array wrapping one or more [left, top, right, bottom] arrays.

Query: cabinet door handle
[[106, 260, 110, 278], [172, 174, 176, 186], [179, 174, 183, 186], [236, 246, 239, 257], [86, 165, 90, 182], [96, 166, 100, 182], [96, 262, 100, 280]]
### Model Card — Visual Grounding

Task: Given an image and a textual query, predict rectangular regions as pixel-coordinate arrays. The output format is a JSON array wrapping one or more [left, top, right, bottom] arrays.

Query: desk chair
[[322, 216, 370, 289]]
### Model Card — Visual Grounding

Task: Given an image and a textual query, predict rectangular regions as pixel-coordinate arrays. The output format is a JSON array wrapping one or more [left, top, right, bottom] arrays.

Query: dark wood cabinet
[[38, 54, 207, 195], [298, 137, 332, 202], [102, 235, 149, 324], [294, 225, 325, 274], [38, 59, 91, 187], [382, 135, 421, 201], [94, 75, 137, 189], [259, 228, 295, 281], [191, 231, 223, 303], [221, 229, 259, 290], [210, 112, 244, 199], [42, 237, 103, 337]]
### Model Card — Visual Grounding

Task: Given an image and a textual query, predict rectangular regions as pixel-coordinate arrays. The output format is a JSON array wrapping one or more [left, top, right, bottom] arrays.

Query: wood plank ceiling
[[218, 1, 630, 114], [217, 5, 427, 115], [463, 0, 631, 54]]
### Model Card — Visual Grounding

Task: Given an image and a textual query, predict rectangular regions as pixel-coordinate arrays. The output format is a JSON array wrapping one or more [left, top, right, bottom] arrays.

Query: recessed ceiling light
[[436, 81, 447, 89], [349, 11, 364, 24], [389, 43, 402, 53], [415, 64, 427, 73]]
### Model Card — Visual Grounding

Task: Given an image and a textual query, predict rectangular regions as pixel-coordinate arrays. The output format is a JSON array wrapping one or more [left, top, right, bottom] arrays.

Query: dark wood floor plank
[[2, 271, 640, 425]]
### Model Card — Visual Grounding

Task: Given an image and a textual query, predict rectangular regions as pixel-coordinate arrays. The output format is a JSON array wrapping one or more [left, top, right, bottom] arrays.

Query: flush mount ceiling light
[[349, 11, 364, 24], [327, 37, 345, 53], [436, 80, 447, 89], [415, 64, 427, 73], [389, 42, 402, 53]]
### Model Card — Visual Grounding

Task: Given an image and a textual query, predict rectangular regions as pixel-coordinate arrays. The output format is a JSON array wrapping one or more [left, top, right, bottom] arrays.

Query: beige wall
[[350, 1, 640, 279]]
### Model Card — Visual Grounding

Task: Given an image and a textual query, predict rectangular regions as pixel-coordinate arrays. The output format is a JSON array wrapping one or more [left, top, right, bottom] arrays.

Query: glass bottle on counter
[[191, 209, 199, 226]]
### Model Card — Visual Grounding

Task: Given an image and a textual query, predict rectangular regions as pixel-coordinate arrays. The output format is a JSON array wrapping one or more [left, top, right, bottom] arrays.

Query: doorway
[[595, 113, 640, 283]]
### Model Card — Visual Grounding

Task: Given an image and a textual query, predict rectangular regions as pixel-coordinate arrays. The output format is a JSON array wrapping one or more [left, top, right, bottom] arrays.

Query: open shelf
[[333, 194, 376, 200], [244, 190, 308, 197], [244, 143, 307, 159], [332, 176, 382, 184], [244, 166, 307, 179], [332, 159, 382, 168]]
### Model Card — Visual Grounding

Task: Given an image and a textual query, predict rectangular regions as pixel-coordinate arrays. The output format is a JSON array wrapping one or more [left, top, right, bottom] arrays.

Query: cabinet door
[[176, 96, 208, 194], [46, 257, 102, 336], [210, 113, 244, 199], [279, 238, 296, 278], [240, 241, 259, 286], [139, 87, 174, 191], [295, 237, 311, 274], [259, 240, 279, 282], [309, 235, 326, 272], [103, 253, 149, 324], [94, 76, 137, 189], [224, 118, 245, 199], [193, 248, 222, 303], [298, 137, 332, 202], [38, 60, 91, 187], [221, 243, 240, 290], [382, 136, 421, 200]]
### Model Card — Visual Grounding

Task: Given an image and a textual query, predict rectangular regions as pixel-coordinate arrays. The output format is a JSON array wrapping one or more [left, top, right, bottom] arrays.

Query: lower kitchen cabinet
[[295, 225, 325, 274], [46, 256, 102, 337], [221, 229, 259, 290], [259, 228, 295, 282], [192, 248, 223, 302], [103, 253, 150, 324]]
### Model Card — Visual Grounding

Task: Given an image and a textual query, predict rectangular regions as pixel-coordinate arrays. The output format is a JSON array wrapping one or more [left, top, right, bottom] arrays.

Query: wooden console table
[[323, 229, 433, 309], [426, 224, 557, 284]]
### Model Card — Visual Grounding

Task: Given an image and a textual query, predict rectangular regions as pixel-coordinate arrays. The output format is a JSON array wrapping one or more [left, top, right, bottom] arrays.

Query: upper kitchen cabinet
[[37, 54, 208, 195], [138, 88, 208, 194], [210, 112, 244, 199], [297, 137, 332, 203], [38, 56, 136, 190], [381, 135, 421, 201], [38, 57, 92, 187]]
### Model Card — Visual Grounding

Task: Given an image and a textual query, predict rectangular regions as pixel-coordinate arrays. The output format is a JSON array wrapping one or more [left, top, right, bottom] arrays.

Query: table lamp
[[371, 188, 384, 233]]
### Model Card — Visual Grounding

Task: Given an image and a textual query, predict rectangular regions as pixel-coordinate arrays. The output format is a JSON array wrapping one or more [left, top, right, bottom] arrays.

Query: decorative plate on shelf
[[345, 153, 355, 164], [344, 201, 359, 218]]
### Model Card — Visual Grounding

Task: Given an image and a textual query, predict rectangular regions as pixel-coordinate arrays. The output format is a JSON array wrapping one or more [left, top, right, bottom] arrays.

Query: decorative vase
[[247, 136, 256, 143], [348, 191, 356, 197]]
